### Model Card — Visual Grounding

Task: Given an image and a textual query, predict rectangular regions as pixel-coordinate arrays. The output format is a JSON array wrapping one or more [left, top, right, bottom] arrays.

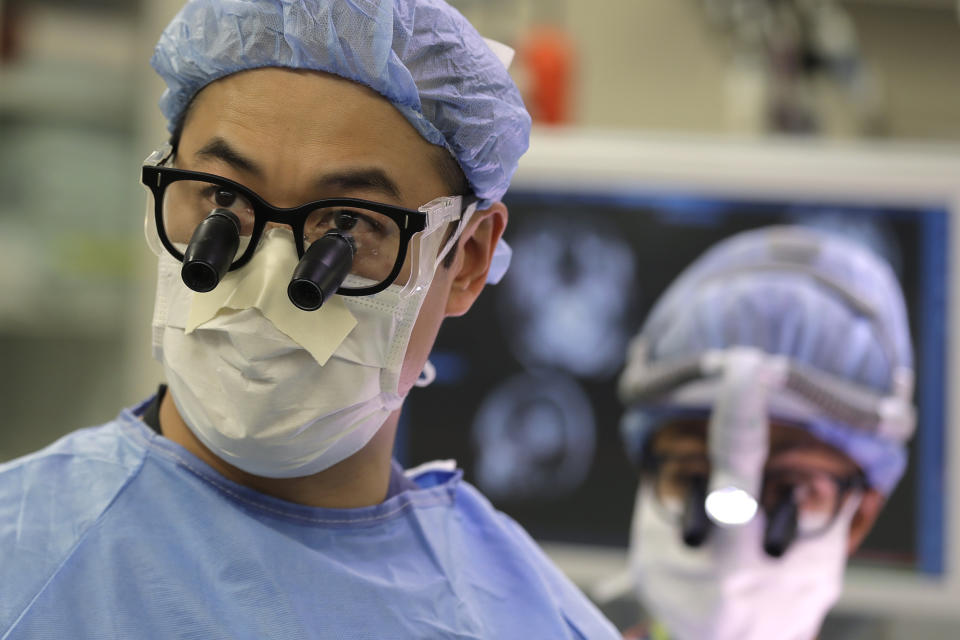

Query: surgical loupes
[[181, 208, 241, 293], [288, 231, 356, 310], [681, 475, 712, 547], [763, 490, 799, 558]]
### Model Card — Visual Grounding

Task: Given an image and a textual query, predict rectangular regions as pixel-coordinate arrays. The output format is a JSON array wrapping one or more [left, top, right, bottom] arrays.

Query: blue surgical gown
[[0, 399, 618, 639]]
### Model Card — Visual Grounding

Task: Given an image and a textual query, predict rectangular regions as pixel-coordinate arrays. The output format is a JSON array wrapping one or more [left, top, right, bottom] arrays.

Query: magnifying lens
[[181, 208, 241, 293], [763, 492, 799, 557], [288, 231, 356, 311], [681, 475, 711, 547]]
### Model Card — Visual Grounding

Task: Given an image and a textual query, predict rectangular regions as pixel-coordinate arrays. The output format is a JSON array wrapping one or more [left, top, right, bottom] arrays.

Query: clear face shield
[[141, 143, 476, 310]]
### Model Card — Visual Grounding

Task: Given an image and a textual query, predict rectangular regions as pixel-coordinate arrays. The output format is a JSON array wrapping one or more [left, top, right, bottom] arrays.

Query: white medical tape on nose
[[187, 228, 357, 365]]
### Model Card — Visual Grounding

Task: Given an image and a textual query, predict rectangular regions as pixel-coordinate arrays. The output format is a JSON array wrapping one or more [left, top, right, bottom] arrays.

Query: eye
[[331, 209, 386, 235], [763, 469, 839, 516], [304, 207, 396, 248], [657, 464, 709, 501], [214, 189, 238, 208], [335, 211, 359, 231]]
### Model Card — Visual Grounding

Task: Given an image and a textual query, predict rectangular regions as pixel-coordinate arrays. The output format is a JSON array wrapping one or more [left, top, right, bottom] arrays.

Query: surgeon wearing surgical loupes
[[617, 226, 915, 640], [0, 1, 621, 637]]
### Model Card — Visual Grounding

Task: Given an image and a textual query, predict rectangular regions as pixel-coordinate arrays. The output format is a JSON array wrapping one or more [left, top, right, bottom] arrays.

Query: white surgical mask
[[151, 228, 437, 478], [629, 485, 859, 640]]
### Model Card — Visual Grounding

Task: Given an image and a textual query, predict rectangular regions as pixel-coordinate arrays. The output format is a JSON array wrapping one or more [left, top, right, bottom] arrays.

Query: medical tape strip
[[187, 230, 358, 366]]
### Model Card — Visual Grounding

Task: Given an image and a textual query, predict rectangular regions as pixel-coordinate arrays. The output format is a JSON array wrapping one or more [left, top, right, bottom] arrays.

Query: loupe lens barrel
[[181, 208, 241, 293], [681, 477, 711, 547], [763, 495, 798, 558], [288, 232, 355, 311]]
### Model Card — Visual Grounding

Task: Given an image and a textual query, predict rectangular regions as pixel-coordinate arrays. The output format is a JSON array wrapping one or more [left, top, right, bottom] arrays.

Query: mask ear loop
[[414, 360, 437, 388], [407, 200, 476, 390]]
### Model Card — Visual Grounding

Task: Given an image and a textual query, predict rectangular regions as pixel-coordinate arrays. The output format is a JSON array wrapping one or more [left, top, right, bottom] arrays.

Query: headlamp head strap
[[620, 339, 916, 445]]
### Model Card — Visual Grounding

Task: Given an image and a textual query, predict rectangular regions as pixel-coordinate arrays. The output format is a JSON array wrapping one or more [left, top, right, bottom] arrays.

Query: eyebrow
[[768, 431, 822, 454], [194, 137, 264, 178], [316, 168, 403, 201], [193, 137, 403, 201]]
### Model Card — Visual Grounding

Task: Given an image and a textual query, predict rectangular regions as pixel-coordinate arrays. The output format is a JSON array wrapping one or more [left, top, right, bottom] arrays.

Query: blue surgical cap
[[150, 0, 531, 212], [621, 225, 915, 495]]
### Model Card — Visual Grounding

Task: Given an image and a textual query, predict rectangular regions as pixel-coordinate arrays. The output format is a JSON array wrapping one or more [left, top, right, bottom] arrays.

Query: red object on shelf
[[1, 1, 24, 63], [518, 26, 576, 125]]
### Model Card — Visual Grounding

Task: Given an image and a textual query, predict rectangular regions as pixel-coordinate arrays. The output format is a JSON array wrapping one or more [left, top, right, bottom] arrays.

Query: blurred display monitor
[[399, 131, 960, 617]]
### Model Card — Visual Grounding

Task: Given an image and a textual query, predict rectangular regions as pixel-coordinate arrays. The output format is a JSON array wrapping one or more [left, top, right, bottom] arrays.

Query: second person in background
[[617, 225, 915, 640]]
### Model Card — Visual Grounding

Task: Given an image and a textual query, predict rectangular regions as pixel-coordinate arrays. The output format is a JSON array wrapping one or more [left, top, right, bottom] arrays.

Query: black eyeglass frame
[[141, 145, 473, 297], [639, 451, 866, 539]]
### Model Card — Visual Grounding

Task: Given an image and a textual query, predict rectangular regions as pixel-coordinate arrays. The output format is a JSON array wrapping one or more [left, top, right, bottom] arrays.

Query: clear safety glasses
[[141, 144, 476, 299], [640, 450, 865, 540]]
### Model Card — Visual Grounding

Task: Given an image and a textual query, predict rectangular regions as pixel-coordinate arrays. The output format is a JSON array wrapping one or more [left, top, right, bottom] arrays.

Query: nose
[[265, 221, 292, 233]]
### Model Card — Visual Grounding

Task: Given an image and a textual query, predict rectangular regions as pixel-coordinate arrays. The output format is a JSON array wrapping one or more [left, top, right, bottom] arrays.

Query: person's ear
[[445, 201, 507, 317], [847, 489, 884, 554]]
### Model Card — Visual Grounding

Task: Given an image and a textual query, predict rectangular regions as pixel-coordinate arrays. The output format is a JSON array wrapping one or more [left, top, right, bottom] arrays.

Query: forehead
[[177, 67, 447, 206]]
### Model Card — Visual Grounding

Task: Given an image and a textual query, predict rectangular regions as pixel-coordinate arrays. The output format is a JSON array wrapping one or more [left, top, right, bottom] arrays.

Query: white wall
[[555, 0, 960, 140]]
